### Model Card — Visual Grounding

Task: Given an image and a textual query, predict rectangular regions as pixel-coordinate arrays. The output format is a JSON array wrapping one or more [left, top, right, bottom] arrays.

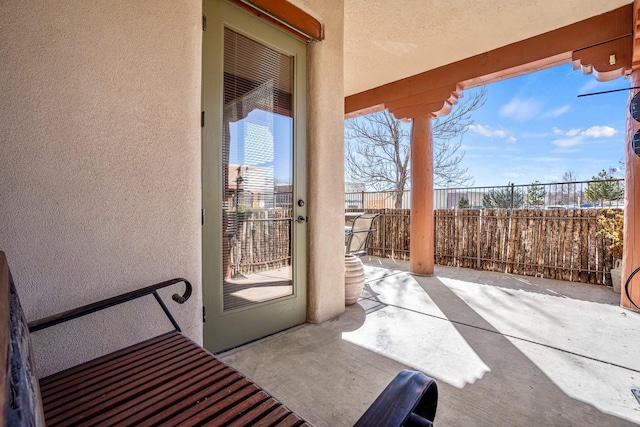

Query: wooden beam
[[462, 53, 570, 89], [344, 103, 385, 120], [384, 84, 462, 114], [232, 0, 323, 42], [633, 0, 640, 69], [345, 4, 633, 118]]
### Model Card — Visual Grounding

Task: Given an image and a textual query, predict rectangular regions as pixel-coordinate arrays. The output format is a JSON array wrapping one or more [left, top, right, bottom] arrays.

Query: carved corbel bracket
[[388, 84, 463, 120], [572, 36, 632, 81]]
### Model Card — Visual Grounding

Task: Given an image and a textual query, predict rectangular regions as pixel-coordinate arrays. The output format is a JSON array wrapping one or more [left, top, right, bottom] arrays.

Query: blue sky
[[458, 63, 628, 187]]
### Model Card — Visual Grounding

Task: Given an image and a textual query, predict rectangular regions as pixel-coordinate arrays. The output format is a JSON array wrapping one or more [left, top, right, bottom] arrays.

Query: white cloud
[[551, 125, 618, 149], [552, 136, 582, 148], [552, 127, 563, 135], [468, 124, 504, 138], [499, 97, 542, 121], [582, 125, 616, 138], [543, 105, 570, 118], [468, 124, 515, 142]]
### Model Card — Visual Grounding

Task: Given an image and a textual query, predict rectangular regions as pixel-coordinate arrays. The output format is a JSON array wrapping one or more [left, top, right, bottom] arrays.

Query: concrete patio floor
[[218, 256, 640, 426]]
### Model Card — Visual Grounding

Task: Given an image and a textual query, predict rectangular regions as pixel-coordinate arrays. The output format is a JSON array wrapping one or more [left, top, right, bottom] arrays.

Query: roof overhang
[[344, 1, 635, 119]]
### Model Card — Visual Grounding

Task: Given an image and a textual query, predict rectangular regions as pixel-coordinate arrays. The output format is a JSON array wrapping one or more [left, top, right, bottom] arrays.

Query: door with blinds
[[202, 0, 307, 352]]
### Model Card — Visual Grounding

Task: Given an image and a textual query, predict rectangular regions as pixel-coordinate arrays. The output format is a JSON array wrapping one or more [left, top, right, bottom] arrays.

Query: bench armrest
[[355, 370, 438, 427], [27, 278, 192, 333]]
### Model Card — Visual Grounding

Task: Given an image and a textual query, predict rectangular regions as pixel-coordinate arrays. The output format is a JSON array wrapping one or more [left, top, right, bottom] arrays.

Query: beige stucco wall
[[0, 0, 202, 377], [291, 0, 346, 323]]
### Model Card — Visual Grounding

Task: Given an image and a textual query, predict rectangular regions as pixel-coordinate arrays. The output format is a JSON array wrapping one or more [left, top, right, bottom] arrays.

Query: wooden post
[[410, 115, 434, 275], [622, 70, 640, 309]]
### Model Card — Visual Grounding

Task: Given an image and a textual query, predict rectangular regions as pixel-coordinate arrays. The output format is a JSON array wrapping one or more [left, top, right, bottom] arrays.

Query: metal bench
[[0, 251, 438, 426]]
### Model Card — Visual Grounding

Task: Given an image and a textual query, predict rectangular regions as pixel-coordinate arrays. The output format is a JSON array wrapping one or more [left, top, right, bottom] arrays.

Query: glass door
[[202, 0, 307, 352]]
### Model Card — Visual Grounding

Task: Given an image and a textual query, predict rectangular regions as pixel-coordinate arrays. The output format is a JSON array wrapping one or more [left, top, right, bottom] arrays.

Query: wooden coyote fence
[[349, 208, 621, 286], [228, 209, 292, 277], [346, 208, 412, 260]]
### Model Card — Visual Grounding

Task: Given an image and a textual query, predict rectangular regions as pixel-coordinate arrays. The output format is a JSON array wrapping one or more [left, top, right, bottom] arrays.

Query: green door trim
[[202, 0, 307, 352]]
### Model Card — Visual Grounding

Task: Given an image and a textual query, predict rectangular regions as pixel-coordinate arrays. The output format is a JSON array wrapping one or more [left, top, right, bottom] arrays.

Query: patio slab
[[218, 257, 640, 426]]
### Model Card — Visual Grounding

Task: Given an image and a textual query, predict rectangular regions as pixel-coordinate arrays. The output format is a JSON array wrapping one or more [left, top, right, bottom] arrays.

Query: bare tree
[[345, 87, 486, 208], [561, 170, 579, 206], [609, 161, 625, 179], [549, 170, 578, 206], [345, 110, 410, 208]]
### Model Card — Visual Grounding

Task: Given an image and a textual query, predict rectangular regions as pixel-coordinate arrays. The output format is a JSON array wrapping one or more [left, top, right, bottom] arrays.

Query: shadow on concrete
[[413, 274, 636, 426]]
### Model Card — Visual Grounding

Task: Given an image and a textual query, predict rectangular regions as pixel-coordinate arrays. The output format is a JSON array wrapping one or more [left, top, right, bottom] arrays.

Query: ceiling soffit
[[344, 0, 631, 96], [345, 4, 634, 120]]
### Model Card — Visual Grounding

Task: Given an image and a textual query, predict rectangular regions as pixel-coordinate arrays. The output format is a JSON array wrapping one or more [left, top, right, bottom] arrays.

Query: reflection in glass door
[[203, 0, 306, 352], [222, 28, 294, 311]]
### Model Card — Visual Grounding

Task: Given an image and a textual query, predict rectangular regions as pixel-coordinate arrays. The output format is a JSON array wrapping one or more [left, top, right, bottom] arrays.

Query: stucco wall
[[0, 0, 202, 377], [291, 0, 346, 323]]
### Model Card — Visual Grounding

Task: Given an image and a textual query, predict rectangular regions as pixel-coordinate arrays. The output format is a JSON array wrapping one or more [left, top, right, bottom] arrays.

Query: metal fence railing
[[345, 179, 624, 210]]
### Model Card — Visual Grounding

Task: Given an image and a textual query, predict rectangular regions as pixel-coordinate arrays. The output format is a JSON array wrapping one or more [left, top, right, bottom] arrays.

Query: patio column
[[410, 115, 434, 276], [622, 69, 640, 309]]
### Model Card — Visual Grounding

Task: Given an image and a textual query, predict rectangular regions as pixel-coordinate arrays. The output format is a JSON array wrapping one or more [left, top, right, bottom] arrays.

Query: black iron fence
[[345, 179, 624, 210]]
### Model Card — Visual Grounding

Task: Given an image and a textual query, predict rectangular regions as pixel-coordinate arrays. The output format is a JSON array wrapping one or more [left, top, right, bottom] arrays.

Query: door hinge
[[201, 208, 205, 225], [201, 111, 205, 127], [203, 306, 206, 323], [203, 15, 207, 31]]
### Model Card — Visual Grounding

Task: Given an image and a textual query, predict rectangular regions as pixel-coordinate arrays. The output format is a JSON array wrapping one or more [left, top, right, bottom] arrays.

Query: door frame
[[202, 0, 307, 353]]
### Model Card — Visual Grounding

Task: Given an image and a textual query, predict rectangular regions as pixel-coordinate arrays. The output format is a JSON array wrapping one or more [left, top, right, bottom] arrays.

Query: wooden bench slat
[[150, 381, 260, 426], [40, 331, 191, 398], [35, 323, 313, 427], [276, 413, 310, 427], [54, 355, 218, 427], [39, 330, 184, 389], [84, 358, 233, 426], [40, 333, 184, 397], [44, 335, 224, 425], [43, 335, 196, 402], [227, 397, 282, 427], [251, 406, 293, 427], [41, 337, 277, 427], [44, 348, 219, 423], [179, 389, 271, 427], [125, 371, 247, 427], [42, 339, 200, 412]]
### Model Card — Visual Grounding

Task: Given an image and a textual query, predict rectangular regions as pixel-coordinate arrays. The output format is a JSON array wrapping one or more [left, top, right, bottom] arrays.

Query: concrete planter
[[611, 259, 622, 293], [345, 255, 365, 305]]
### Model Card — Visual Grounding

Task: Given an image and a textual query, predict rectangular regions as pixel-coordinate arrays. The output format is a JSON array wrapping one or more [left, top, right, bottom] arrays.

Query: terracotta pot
[[345, 255, 365, 305]]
